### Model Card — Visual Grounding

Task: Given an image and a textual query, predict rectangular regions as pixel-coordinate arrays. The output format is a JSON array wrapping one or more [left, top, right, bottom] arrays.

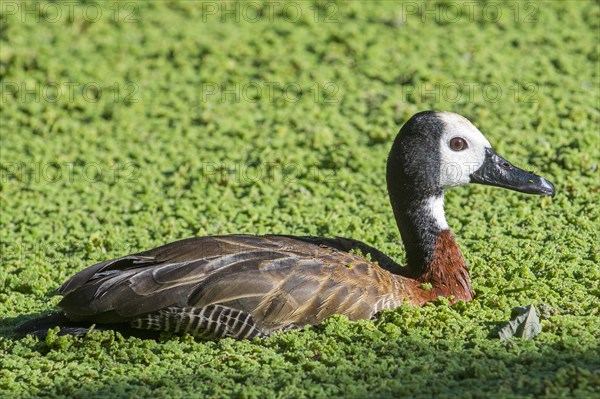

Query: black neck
[[386, 112, 450, 276], [387, 146, 445, 276], [389, 193, 445, 276]]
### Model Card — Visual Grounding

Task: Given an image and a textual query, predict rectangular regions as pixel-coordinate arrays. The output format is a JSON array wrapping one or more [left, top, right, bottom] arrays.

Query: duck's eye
[[450, 137, 468, 151]]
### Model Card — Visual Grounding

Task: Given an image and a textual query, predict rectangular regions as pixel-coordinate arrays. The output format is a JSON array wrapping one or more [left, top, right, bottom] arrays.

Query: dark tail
[[15, 312, 162, 340], [14, 312, 95, 338]]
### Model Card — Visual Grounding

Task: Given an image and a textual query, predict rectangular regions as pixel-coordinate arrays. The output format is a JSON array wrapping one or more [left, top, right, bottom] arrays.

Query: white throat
[[426, 195, 449, 230]]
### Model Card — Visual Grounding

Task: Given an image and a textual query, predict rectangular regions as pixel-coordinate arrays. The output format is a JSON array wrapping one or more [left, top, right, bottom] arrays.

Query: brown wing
[[59, 235, 404, 334]]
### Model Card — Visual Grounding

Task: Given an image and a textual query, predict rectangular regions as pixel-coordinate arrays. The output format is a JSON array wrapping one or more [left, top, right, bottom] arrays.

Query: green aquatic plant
[[1, 1, 598, 398]]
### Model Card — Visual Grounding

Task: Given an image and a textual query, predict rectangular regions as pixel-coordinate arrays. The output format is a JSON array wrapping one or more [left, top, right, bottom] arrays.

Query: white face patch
[[437, 112, 492, 188]]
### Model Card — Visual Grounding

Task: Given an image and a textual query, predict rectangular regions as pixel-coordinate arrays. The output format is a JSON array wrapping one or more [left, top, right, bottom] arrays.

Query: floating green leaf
[[497, 305, 542, 341]]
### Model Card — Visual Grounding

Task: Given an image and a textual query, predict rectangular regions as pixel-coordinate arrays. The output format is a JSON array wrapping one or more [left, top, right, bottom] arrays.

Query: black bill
[[470, 148, 555, 196]]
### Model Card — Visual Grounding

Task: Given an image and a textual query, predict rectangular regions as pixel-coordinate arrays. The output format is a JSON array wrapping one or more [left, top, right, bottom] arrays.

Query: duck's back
[[58, 235, 404, 338]]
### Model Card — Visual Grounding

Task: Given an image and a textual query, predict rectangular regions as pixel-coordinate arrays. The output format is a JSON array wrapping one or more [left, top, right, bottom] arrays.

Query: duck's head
[[388, 110, 555, 199], [386, 111, 555, 280]]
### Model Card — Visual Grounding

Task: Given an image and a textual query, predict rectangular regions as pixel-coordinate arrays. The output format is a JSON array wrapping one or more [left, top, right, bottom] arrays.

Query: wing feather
[[58, 235, 403, 332]]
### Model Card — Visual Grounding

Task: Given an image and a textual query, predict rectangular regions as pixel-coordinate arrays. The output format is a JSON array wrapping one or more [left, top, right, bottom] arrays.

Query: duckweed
[[1, 1, 598, 398]]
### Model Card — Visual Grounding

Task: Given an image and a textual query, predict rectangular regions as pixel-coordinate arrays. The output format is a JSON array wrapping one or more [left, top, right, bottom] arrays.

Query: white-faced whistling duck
[[17, 111, 555, 340]]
